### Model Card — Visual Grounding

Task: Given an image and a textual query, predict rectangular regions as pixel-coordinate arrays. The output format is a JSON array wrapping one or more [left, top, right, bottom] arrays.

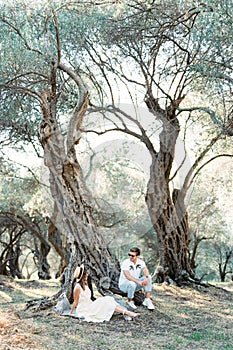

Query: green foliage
[[190, 0, 233, 80], [189, 156, 233, 281], [0, 2, 52, 144], [191, 331, 201, 341], [0, 157, 40, 212]]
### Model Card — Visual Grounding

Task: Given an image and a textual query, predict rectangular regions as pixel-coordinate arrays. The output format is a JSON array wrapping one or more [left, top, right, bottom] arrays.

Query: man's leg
[[143, 275, 153, 297], [141, 275, 155, 310], [119, 280, 141, 309], [119, 280, 137, 300]]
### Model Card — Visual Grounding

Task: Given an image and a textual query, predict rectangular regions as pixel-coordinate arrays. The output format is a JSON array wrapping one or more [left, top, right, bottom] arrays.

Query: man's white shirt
[[119, 258, 146, 285]]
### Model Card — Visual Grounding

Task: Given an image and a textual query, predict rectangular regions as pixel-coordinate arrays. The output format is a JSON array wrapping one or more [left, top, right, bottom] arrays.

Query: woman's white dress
[[75, 285, 117, 322]]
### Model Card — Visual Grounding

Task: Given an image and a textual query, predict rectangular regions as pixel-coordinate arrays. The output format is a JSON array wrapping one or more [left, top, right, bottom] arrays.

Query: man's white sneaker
[[142, 298, 155, 310], [127, 301, 137, 310]]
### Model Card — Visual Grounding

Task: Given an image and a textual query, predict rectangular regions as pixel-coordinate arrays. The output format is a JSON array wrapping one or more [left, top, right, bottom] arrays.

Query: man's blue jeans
[[119, 275, 152, 299]]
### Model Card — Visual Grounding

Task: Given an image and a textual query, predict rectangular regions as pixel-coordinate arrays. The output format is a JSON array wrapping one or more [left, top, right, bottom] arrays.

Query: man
[[118, 247, 155, 310]]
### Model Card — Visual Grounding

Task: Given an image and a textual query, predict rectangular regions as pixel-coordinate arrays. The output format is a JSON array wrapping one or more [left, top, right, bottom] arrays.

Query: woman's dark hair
[[79, 271, 87, 290], [130, 247, 140, 256], [71, 268, 96, 302]]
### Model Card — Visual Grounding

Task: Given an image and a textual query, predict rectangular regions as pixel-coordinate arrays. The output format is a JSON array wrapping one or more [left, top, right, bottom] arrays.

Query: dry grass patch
[[0, 308, 43, 350]]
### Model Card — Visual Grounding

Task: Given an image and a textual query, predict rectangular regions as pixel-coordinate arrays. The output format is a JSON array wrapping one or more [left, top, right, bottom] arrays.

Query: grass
[[0, 276, 233, 350]]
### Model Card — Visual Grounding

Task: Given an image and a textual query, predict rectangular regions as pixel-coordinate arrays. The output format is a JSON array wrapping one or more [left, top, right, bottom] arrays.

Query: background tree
[[0, 215, 25, 278], [188, 156, 233, 281], [214, 244, 233, 282], [0, 158, 53, 279]]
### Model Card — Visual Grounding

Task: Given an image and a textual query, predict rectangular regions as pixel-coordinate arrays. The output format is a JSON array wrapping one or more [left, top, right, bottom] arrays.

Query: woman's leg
[[114, 304, 139, 317]]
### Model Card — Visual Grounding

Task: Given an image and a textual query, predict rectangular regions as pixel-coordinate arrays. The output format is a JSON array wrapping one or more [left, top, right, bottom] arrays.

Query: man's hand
[[141, 279, 148, 286]]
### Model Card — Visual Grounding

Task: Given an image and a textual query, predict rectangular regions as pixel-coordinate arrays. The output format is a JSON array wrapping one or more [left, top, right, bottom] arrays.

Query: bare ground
[[0, 276, 232, 350]]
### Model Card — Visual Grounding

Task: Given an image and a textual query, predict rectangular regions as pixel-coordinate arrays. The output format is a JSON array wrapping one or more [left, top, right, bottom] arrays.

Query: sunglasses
[[128, 253, 137, 257]]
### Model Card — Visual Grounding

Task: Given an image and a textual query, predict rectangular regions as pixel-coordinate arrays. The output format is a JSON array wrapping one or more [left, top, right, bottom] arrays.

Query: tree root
[[24, 290, 63, 312]]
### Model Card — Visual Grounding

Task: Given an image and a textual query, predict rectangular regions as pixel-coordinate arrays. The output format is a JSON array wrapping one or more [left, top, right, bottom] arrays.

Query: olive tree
[[0, 0, 120, 300], [78, 0, 233, 282]]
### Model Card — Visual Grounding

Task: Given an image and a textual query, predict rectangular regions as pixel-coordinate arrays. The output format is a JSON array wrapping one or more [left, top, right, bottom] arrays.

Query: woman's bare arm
[[70, 284, 81, 313]]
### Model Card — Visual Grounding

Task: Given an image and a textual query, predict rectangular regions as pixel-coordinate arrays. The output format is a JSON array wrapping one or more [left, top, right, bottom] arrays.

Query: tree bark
[[33, 237, 51, 280], [47, 207, 71, 278], [0, 216, 25, 278], [5, 212, 52, 280], [145, 96, 194, 283], [38, 61, 120, 293], [217, 247, 233, 282]]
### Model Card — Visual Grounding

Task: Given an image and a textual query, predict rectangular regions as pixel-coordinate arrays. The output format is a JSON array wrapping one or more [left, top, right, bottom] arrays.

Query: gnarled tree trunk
[[38, 61, 120, 296], [33, 237, 51, 280], [145, 96, 194, 283], [47, 208, 71, 278]]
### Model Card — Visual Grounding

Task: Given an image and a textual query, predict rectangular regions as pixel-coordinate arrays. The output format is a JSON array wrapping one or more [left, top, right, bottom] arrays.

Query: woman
[[70, 264, 140, 322]]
